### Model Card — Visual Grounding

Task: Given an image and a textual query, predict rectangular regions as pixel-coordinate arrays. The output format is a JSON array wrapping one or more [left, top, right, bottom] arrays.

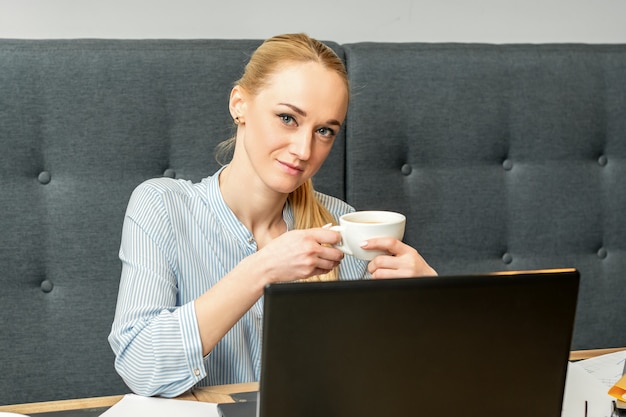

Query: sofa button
[[38, 171, 51, 184], [502, 159, 513, 171], [501, 252, 513, 264], [400, 164, 412, 175], [40, 279, 54, 293], [597, 155, 608, 166], [163, 168, 176, 178], [597, 247, 608, 259]]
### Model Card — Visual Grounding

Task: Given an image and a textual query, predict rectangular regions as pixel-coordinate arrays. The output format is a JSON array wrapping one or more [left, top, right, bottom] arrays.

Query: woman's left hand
[[363, 238, 437, 279]]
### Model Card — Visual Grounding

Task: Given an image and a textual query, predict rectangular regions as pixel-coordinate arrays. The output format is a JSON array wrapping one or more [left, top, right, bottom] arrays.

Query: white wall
[[1, 0, 625, 43]]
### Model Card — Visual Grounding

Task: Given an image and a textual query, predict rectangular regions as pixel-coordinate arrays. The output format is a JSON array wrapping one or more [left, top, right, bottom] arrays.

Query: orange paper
[[608, 374, 626, 401]]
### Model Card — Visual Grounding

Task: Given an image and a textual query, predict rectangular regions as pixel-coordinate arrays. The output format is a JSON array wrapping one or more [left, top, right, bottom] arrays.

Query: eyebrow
[[278, 102, 342, 127]]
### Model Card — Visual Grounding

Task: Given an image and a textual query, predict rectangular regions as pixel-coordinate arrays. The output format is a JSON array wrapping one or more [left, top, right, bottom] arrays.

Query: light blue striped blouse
[[108, 167, 368, 397]]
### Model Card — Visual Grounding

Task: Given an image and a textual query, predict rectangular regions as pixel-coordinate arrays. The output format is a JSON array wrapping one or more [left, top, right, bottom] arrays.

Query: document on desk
[[576, 350, 626, 408], [562, 361, 615, 417], [99, 394, 219, 417], [576, 350, 626, 388]]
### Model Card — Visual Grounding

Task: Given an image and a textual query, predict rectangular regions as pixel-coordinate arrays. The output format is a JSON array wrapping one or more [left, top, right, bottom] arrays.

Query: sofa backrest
[[0, 39, 346, 405], [343, 42, 626, 351], [1, 39, 625, 405]]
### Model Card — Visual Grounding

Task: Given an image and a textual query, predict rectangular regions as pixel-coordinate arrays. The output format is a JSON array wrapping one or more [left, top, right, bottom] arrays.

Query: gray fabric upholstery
[[1, 39, 624, 405], [343, 42, 626, 351], [0, 39, 345, 405]]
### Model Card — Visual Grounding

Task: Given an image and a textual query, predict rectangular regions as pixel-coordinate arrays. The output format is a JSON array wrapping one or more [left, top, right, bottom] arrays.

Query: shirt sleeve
[[108, 181, 206, 397]]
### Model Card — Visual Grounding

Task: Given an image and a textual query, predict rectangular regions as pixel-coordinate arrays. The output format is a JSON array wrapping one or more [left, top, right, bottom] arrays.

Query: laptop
[[218, 268, 579, 417]]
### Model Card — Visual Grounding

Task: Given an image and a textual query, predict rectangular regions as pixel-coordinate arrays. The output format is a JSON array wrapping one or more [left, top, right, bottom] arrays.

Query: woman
[[108, 33, 436, 398]]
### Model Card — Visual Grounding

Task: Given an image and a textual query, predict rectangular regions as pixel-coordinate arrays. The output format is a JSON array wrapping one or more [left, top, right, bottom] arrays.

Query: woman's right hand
[[194, 226, 344, 356], [253, 227, 344, 283]]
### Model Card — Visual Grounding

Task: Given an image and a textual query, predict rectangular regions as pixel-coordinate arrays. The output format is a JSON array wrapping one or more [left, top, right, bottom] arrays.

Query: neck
[[219, 164, 288, 245]]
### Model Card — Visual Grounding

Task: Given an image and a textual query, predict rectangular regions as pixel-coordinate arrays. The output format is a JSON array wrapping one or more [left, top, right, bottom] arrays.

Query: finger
[[367, 255, 405, 277], [368, 252, 437, 278], [308, 228, 342, 245], [361, 237, 404, 255], [367, 254, 396, 272], [316, 259, 341, 273], [370, 268, 405, 279], [318, 245, 344, 262]]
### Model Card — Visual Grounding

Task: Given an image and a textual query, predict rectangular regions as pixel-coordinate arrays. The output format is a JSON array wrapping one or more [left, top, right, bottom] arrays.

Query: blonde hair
[[216, 33, 349, 282]]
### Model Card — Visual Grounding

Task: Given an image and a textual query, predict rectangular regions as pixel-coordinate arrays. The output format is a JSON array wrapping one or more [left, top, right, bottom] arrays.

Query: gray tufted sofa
[[1, 39, 625, 405]]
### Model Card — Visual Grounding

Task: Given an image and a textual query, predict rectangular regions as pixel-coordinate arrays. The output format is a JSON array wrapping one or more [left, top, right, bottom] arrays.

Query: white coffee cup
[[330, 211, 406, 261]]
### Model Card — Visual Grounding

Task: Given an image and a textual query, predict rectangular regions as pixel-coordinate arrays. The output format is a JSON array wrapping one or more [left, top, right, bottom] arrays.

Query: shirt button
[[194, 368, 200, 376], [247, 236, 254, 244]]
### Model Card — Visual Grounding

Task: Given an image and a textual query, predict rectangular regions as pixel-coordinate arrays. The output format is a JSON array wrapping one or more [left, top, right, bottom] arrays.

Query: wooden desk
[[0, 382, 259, 415], [0, 348, 621, 415], [569, 346, 626, 361], [191, 381, 259, 404]]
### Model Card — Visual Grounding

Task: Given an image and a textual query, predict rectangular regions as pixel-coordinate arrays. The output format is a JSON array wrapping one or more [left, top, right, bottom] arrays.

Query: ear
[[229, 85, 247, 122]]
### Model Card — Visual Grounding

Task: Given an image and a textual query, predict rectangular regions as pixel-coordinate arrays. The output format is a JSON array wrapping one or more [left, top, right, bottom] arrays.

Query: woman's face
[[233, 61, 349, 195]]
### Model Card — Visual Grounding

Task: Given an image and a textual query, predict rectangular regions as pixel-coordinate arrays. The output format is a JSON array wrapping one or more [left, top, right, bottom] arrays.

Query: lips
[[278, 160, 305, 175]]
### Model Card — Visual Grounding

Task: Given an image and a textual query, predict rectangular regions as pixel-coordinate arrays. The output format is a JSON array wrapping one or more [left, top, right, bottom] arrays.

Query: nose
[[289, 130, 313, 161]]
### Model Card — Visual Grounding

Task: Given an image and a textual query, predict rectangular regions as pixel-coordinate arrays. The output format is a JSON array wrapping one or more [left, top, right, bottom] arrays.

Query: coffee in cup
[[330, 211, 406, 261]]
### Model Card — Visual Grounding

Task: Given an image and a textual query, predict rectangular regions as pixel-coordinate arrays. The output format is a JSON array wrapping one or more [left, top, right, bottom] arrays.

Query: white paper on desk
[[576, 350, 626, 388], [562, 362, 614, 417], [99, 394, 219, 417]]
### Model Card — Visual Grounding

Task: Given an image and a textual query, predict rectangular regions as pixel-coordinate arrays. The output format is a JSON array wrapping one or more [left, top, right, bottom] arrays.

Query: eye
[[278, 113, 297, 126], [317, 127, 337, 138]]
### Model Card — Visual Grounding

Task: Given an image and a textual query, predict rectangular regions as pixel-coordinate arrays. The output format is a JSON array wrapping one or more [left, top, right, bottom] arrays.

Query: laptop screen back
[[259, 269, 579, 417]]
